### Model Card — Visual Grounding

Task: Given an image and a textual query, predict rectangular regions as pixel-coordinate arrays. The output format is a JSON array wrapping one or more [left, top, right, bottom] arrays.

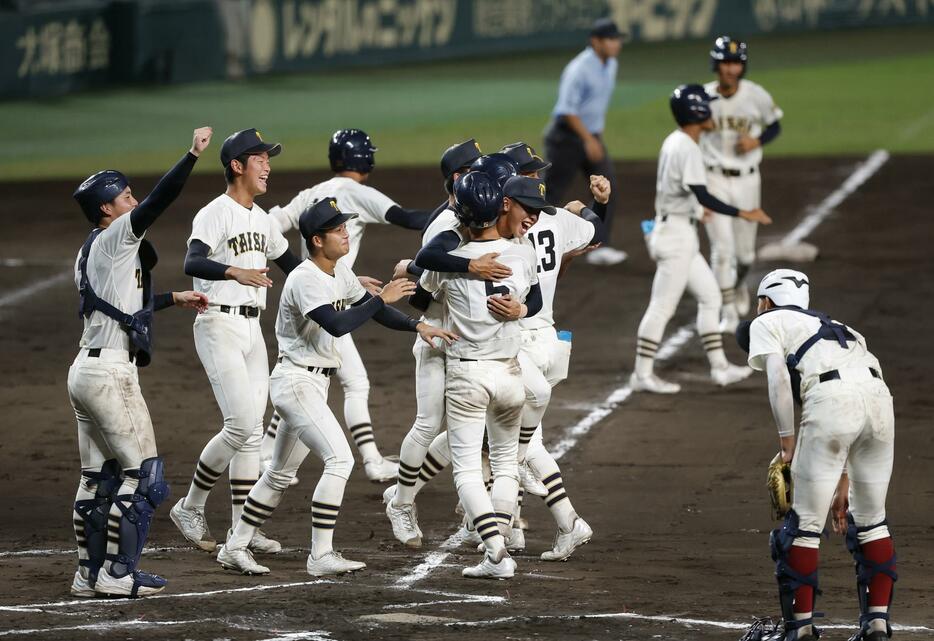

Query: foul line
[[0, 270, 72, 310]]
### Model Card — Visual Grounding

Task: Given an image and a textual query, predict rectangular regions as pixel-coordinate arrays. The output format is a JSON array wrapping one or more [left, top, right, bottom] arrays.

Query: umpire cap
[[220, 128, 282, 167], [440, 139, 482, 178], [503, 176, 556, 215], [299, 198, 359, 239], [500, 142, 551, 174], [669, 84, 713, 126], [73, 170, 129, 225]]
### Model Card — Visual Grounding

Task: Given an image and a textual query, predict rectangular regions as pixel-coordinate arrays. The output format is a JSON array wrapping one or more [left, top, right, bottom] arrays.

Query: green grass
[[3, 25, 934, 181]]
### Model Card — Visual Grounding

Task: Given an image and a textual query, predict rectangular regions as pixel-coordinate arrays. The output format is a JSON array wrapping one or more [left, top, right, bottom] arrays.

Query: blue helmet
[[453, 172, 503, 229], [73, 170, 129, 225], [329, 129, 377, 174], [469, 153, 519, 190], [670, 84, 713, 126], [710, 35, 748, 74]]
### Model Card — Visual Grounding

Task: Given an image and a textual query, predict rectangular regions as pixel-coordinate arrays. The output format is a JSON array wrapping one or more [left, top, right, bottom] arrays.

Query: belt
[[659, 214, 697, 226], [707, 165, 756, 177], [219, 305, 260, 318], [279, 357, 335, 376], [818, 367, 881, 383], [87, 348, 135, 363], [455, 358, 477, 362]]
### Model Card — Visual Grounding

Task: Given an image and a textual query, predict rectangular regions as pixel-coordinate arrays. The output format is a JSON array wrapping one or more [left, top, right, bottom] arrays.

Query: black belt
[[455, 358, 477, 362], [279, 357, 335, 376], [87, 348, 135, 363], [660, 214, 696, 226], [707, 165, 756, 177], [220, 305, 260, 318], [818, 367, 881, 383]]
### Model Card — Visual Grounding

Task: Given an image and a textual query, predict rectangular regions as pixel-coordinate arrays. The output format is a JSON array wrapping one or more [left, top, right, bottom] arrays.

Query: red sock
[[787, 544, 819, 613], [862, 537, 895, 607]]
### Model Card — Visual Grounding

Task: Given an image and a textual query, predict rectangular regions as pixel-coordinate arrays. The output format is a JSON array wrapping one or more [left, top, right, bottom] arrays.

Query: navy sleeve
[[758, 120, 781, 146], [185, 240, 230, 281], [589, 199, 607, 220], [408, 283, 432, 312], [581, 207, 608, 245], [373, 300, 420, 332], [414, 230, 470, 273], [307, 295, 385, 337], [386, 205, 431, 230], [406, 261, 425, 278], [524, 283, 543, 317], [153, 292, 174, 312], [688, 184, 740, 217], [130, 152, 197, 237], [273, 249, 302, 274]]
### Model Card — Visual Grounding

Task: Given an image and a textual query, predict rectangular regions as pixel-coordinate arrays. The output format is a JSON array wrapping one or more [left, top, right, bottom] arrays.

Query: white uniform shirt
[[269, 176, 397, 268], [74, 213, 143, 351], [419, 206, 463, 326], [276, 259, 368, 368], [701, 79, 783, 171], [421, 237, 538, 360], [655, 129, 708, 220], [520, 208, 595, 330], [748, 309, 882, 401], [188, 194, 289, 310]]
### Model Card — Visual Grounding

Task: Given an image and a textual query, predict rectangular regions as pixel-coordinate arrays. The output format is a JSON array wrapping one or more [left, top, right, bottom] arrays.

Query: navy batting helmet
[[73, 170, 129, 225], [329, 129, 377, 174], [710, 35, 748, 73], [670, 84, 713, 126], [469, 153, 519, 190], [453, 172, 503, 229]]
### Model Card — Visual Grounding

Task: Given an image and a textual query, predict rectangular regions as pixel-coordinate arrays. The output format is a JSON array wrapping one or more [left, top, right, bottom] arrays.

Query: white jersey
[[188, 194, 289, 310], [73, 213, 143, 351], [276, 259, 368, 368], [748, 309, 882, 401], [520, 208, 595, 330], [269, 176, 397, 268], [701, 79, 783, 171], [655, 129, 707, 220], [421, 237, 538, 360], [420, 206, 463, 326]]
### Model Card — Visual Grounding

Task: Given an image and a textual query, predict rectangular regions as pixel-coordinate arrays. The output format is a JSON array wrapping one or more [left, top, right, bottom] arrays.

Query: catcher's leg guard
[[73, 459, 123, 584], [770, 509, 823, 639], [845, 514, 897, 640], [108, 457, 170, 589]]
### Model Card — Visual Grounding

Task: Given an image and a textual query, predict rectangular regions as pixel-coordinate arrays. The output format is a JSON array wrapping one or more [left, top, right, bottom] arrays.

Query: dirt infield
[[0, 154, 932, 641]]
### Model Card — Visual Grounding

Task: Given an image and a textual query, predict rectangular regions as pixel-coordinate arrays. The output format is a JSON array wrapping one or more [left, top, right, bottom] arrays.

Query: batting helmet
[[670, 84, 713, 126], [73, 170, 129, 225], [469, 153, 519, 190], [710, 35, 748, 73], [453, 172, 503, 229], [329, 129, 377, 174], [757, 269, 810, 309]]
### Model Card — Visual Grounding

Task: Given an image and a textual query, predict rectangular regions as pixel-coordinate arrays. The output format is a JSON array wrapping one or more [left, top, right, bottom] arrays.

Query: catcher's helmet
[[757, 269, 810, 309], [670, 84, 713, 126], [329, 129, 377, 174], [469, 153, 519, 190], [453, 171, 503, 229], [73, 170, 129, 225], [710, 35, 748, 73]]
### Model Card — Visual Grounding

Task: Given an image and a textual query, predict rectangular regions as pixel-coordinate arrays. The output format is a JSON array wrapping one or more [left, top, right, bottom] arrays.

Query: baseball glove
[[767, 453, 792, 520]]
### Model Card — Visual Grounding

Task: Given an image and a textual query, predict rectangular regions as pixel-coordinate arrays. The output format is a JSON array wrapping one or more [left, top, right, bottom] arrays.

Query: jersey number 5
[[529, 230, 556, 273], [485, 281, 509, 296]]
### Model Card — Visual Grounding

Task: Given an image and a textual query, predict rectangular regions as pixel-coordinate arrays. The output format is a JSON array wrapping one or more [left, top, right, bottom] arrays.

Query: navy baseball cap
[[220, 128, 282, 167], [440, 139, 482, 178], [299, 197, 359, 239], [500, 142, 551, 174], [503, 176, 556, 215], [590, 17, 625, 40]]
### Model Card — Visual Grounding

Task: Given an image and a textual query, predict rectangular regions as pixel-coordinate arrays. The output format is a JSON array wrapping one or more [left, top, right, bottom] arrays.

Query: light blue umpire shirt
[[551, 46, 618, 135]]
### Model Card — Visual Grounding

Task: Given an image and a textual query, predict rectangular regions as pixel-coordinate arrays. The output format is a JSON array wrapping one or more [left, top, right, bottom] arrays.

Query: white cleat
[[364, 456, 399, 483], [735, 286, 751, 316], [586, 246, 628, 266], [216, 544, 270, 575], [227, 528, 282, 555], [383, 485, 423, 549], [629, 372, 681, 394], [94, 566, 166, 597], [719, 305, 741, 334], [462, 553, 517, 579], [306, 551, 366, 577], [457, 523, 483, 546], [170, 498, 217, 552], [541, 517, 593, 562], [479, 527, 525, 553], [70, 570, 95, 598], [711, 363, 754, 387], [519, 461, 547, 497]]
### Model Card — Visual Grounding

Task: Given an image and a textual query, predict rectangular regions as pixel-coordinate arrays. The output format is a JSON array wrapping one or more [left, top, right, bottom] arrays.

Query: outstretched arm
[[153, 291, 209, 313], [273, 249, 302, 274], [415, 230, 513, 281], [185, 240, 274, 288], [386, 205, 432, 230]]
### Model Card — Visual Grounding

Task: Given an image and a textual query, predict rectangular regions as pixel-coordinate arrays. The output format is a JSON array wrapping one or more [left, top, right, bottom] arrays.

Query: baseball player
[[171, 128, 301, 554], [420, 138, 483, 233], [632, 85, 771, 394], [740, 269, 896, 641], [215, 198, 456, 576], [68, 127, 212, 597], [702, 36, 783, 331], [265, 128, 433, 483]]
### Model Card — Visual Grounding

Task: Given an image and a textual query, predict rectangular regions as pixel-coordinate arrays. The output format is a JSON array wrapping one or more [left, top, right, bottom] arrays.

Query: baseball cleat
[[94, 566, 166, 597], [383, 485, 423, 549], [170, 498, 217, 552], [519, 461, 547, 497], [585, 246, 628, 266], [457, 523, 483, 546], [306, 551, 366, 577], [364, 456, 399, 483], [541, 517, 593, 562], [479, 527, 525, 553], [226, 528, 282, 555], [216, 544, 270, 575], [69, 570, 96, 598], [711, 363, 753, 387], [629, 372, 681, 394], [462, 553, 516, 579]]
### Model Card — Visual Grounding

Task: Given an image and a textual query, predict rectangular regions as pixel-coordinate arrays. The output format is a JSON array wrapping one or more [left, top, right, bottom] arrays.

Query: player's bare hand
[[564, 242, 601, 260], [740, 208, 772, 225], [487, 294, 523, 321], [417, 323, 459, 348], [392, 259, 413, 281], [227, 266, 273, 288], [358, 275, 384, 295], [173, 290, 209, 313], [830, 474, 850, 534], [469, 253, 512, 280], [377, 278, 416, 304], [584, 136, 605, 163], [589, 174, 611, 204], [564, 200, 586, 215], [701, 208, 714, 224], [190, 127, 213, 157], [779, 434, 795, 464], [734, 134, 760, 155]]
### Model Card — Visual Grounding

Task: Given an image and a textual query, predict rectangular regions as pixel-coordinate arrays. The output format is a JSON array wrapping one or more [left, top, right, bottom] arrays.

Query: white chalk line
[[0, 258, 73, 268], [0, 617, 230, 637], [0, 270, 72, 310], [0, 544, 309, 559]]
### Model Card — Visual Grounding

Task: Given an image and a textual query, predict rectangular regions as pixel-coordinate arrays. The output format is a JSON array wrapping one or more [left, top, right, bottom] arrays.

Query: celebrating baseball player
[[171, 128, 301, 555], [738, 269, 896, 641], [265, 128, 433, 483], [68, 127, 212, 598], [632, 84, 771, 394], [215, 198, 456, 576], [702, 36, 783, 332]]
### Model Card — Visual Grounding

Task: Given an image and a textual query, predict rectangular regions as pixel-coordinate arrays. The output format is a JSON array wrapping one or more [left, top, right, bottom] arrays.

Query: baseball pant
[[706, 170, 761, 309], [335, 333, 384, 462]]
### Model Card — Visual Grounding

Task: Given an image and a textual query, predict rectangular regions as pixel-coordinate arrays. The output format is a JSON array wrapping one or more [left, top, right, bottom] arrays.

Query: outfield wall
[[3, 0, 933, 99]]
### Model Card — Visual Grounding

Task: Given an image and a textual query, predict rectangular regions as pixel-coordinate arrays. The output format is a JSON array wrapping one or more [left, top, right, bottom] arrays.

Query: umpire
[[544, 17, 626, 266]]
